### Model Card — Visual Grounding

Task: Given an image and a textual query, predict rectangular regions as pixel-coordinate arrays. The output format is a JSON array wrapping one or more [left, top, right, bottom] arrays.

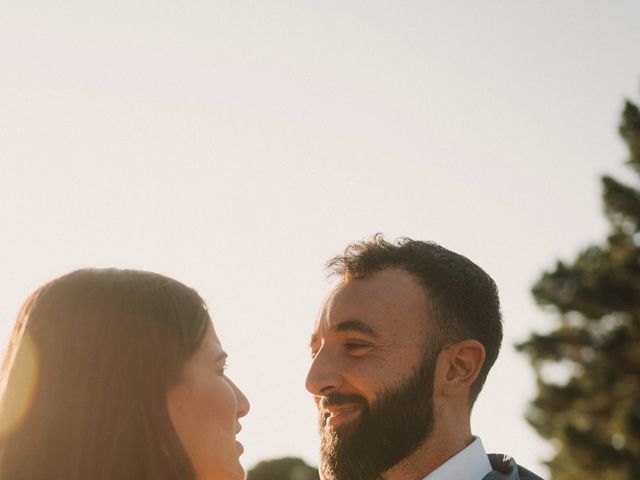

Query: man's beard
[[318, 353, 436, 480]]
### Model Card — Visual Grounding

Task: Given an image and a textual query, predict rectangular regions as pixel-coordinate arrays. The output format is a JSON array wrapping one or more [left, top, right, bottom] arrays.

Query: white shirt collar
[[423, 437, 492, 480]]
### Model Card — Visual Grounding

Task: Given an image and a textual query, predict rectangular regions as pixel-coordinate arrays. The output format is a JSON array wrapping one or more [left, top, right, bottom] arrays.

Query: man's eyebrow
[[335, 319, 378, 337], [309, 319, 378, 347]]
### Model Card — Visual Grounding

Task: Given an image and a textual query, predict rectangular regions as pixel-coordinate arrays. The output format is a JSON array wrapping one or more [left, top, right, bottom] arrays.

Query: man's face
[[306, 268, 438, 480]]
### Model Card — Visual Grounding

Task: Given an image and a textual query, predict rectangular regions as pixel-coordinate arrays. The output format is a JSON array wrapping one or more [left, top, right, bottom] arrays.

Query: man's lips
[[322, 403, 362, 427], [318, 392, 367, 428]]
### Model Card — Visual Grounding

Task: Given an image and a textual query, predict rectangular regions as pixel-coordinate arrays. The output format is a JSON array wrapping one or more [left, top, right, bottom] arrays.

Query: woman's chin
[[222, 465, 245, 480], [206, 463, 245, 480]]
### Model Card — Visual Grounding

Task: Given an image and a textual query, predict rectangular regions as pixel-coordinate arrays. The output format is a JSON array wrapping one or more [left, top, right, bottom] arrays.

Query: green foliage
[[517, 100, 640, 480], [246, 457, 320, 480]]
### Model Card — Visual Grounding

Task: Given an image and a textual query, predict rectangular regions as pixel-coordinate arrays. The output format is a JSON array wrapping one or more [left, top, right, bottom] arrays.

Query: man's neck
[[380, 425, 474, 480]]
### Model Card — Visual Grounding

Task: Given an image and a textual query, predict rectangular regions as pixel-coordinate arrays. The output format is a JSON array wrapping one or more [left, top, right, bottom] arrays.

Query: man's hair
[[327, 234, 503, 406]]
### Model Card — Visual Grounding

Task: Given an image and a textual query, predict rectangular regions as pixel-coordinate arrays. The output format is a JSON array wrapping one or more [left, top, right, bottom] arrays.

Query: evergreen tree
[[246, 457, 320, 480], [517, 99, 640, 480]]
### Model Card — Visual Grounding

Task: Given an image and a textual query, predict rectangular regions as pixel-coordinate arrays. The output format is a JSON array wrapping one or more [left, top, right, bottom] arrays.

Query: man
[[306, 235, 542, 480]]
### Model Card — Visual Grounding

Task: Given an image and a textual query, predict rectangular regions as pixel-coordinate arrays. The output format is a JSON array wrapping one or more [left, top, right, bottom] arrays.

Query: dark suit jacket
[[481, 454, 544, 480]]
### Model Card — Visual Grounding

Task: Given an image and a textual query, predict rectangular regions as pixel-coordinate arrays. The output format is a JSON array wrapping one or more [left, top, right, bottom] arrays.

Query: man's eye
[[344, 342, 371, 354]]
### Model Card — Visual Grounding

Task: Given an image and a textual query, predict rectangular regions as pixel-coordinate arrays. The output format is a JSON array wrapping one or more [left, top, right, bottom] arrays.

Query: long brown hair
[[0, 269, 210, 480]]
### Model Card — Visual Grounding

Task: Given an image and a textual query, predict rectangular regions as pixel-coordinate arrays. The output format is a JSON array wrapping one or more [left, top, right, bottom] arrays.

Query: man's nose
[[305, 345, 343, 396]]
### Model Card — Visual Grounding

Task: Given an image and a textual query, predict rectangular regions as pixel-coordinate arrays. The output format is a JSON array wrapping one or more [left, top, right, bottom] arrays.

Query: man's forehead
[[318, 279, 345, 313], [312, 269, 429, 337], [311, 284, 343, 333], [314, 278, 370, 322]]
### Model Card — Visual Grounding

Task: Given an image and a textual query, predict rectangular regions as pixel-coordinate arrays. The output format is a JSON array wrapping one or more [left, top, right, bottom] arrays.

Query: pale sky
[[1, 1, 640, 476]]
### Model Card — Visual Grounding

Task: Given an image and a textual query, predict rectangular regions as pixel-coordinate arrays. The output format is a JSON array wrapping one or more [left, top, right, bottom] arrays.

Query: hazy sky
[[2, 1, 640, 476]]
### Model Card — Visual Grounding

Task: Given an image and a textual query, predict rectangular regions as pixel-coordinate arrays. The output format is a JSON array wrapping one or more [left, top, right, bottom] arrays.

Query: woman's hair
[[0, 268, 211, 480]]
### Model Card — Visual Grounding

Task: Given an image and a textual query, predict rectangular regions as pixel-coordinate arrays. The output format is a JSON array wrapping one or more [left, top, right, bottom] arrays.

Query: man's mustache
[[319, 392, 368, 409]]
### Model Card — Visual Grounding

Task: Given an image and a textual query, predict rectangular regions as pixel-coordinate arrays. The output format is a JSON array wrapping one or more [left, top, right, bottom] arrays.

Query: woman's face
[[168, 324, 250, 480]]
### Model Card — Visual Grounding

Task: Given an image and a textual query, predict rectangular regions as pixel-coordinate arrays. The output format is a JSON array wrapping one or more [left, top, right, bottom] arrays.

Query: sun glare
[[0, 334, 39, 438]]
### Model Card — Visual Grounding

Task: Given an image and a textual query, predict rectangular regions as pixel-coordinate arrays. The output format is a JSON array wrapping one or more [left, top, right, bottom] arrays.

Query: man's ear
[[436, 340, 485, 398]]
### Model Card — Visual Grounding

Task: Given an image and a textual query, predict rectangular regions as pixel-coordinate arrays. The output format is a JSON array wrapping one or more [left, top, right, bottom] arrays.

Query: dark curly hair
[[327, 234, 503, 406]]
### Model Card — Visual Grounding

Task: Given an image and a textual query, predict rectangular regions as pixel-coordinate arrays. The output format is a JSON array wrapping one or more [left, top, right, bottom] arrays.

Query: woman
[[0, 268, 250, 480]]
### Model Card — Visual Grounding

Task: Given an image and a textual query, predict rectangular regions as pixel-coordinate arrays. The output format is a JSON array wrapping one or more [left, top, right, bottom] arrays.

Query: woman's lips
[[236, 440, 244, 455]]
